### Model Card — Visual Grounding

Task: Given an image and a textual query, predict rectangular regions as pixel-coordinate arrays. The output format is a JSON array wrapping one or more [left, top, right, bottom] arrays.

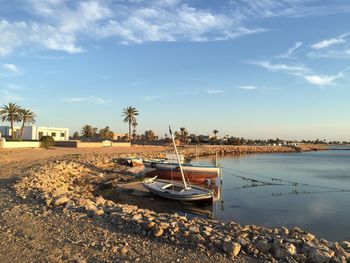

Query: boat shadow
[[95, 182, 219, 219]]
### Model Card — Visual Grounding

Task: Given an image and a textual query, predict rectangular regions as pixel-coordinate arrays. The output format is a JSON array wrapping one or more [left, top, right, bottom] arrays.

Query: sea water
[[204, 148, 350, 241]]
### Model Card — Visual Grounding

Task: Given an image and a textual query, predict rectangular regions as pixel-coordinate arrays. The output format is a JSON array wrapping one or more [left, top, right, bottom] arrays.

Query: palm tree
[[81, 125, 94, 138], [179, 127, 189, 143], [0, 103, 21, 139], [145, 130, 155, 142], [213, 129, 219, 139], [73, 131, 80, 139], [99, 126, 114, 140], [19, 108, 36, 140], [122, 106, 139, 143]]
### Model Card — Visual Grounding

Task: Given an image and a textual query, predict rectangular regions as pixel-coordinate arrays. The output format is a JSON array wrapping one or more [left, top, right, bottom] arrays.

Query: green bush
[[40, 136, 55, 148]]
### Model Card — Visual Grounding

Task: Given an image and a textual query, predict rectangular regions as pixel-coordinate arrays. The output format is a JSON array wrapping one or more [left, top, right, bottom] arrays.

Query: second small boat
[[144, 162, 220, 183]]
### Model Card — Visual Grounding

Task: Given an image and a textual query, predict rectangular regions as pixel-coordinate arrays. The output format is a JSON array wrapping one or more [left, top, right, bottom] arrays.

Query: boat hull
[[143, 179, 213, 202], [144, 162, 220, 183]]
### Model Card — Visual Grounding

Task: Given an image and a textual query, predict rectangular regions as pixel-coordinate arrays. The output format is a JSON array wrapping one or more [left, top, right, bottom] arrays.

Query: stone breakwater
[[15, 153, 349, 263], [178, 144, 326, 159]]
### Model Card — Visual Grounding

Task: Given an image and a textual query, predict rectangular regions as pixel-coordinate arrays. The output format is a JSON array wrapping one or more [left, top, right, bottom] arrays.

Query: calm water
[[203, 149, 350, 241], [102, 149, 350, 241]]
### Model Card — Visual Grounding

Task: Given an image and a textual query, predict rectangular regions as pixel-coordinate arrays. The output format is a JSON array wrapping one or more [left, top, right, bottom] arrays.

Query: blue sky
[[0, 0, 350, 140]]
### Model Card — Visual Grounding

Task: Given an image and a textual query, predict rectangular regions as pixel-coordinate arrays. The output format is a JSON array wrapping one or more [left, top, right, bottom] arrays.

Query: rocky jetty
[[179, 144, 326, 158], [14, 151, 349, 263]]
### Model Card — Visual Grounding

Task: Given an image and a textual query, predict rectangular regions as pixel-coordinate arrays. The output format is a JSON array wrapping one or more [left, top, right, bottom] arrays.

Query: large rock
[[340, 241, 350, 250], [255, 239, 271, 253], [223, 237, 241, 257], [95, 196, 106, 206], [308, 247, 335, 263], [274, 243, 297, 259], [153, 226, 164, 237], [54, 196, 70, 206], [189, 226, 200, 234]]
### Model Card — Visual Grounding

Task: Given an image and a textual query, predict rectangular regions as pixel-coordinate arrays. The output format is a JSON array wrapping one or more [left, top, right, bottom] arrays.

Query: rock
[[159, 222, 170, 230], [94, 209, 104, 216], [223, 237, 241, 257], [54, 196, 70, 206], [274, 243, 297, 259], [255, 240, 271, 253], [120, 245, 129, 255], [189, 226, 200, 234], [340, 241, 350, 250], [153, 226, 163, 237], [145, 221, 155, 230], [308, 247, 335, 263], [95, 196, 106, 206], [105, 200, 115, 207], [203, 226, 213, 233], [132, 214, 142, 221], [281, 227, 289, 235]]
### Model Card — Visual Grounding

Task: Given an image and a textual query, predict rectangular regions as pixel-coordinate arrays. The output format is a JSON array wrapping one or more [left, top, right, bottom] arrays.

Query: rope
[[221, 166, 350, 192]]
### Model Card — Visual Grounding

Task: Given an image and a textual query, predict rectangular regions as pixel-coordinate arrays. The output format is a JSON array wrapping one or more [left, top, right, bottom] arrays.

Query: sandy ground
[[0, 146, 251, 263], [0, 146, 169, 165]]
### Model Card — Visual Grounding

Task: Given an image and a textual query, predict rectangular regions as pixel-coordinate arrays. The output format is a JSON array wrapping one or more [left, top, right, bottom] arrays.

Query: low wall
[[55, 140, 131, 148], [0, 138, 41, 148]]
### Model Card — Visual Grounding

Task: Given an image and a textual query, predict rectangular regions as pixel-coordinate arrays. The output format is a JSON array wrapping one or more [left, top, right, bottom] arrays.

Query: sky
[[0, 0, 350, 141]]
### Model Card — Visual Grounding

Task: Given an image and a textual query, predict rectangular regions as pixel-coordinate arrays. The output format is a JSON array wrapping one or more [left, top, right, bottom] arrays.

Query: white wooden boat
[[143, 177, 213, 202]]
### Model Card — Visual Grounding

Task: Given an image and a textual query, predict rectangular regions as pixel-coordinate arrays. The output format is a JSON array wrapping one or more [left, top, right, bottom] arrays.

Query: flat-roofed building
[[0, 126, 69, 141]]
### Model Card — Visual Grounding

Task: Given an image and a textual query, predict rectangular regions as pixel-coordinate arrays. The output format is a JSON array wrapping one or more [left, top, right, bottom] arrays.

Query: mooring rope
[[221, 166, 350, 192]]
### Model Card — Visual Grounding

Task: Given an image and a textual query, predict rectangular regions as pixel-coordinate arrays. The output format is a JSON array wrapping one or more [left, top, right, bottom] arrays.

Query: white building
[[0, 126, 69, 141]]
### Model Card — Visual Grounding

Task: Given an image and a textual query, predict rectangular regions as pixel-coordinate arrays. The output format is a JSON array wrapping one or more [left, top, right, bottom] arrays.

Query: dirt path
[[0, 147, 250, 262]]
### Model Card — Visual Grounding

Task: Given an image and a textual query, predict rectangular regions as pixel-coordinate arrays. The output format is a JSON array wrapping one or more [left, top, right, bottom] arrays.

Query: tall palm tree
[[122, 106, 139, 143], [19, 108, 36, 140], [81, 125, 94, 138], [213, 129, 219, 139], [0, 103, 21, 139]]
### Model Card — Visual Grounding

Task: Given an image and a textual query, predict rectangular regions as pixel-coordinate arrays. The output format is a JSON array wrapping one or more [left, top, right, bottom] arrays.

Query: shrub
[[40, 136, 55, 148]]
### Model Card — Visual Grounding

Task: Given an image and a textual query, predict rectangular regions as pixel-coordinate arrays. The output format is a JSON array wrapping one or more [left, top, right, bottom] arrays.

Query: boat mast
[[169, 126, 190, 190]]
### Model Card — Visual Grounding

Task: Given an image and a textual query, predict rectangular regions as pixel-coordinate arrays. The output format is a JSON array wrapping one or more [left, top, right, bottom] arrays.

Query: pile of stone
[[15, 156, 349, 263]]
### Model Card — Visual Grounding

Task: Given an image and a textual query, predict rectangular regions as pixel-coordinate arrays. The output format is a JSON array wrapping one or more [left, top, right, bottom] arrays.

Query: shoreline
[[12, 146, 349, 263]]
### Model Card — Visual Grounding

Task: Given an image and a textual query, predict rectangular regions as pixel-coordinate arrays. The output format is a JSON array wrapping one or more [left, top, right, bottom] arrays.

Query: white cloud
[[63, 96, 111, 104], [311, 38, 345, 50], [141, 95, 163, 102], [295, 68, 349, 86], [311, 33, 349, 49], [249, 60, 308, 73], [0, 1, 349, 56], [1, 63, 22, 76], [205, 89, 225, 95], [237, 85, 257, 90], [277, 41, 303, 58], [1, 90, 25, 101], [302, 74, 339, 86], [0, 0, 266, 56], [2, 63, 20, 74]]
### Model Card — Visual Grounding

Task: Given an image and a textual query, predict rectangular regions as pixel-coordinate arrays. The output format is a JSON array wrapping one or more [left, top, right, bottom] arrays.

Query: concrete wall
[[54, 140, 131, 148], [0, 138, 41, 148]]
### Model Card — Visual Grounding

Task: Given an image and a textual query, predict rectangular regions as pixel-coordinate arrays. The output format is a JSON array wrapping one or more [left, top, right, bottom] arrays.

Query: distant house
[[113, 133, 128, 141], [198, 135, 210, 142], [0, 126, 69, 141]]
